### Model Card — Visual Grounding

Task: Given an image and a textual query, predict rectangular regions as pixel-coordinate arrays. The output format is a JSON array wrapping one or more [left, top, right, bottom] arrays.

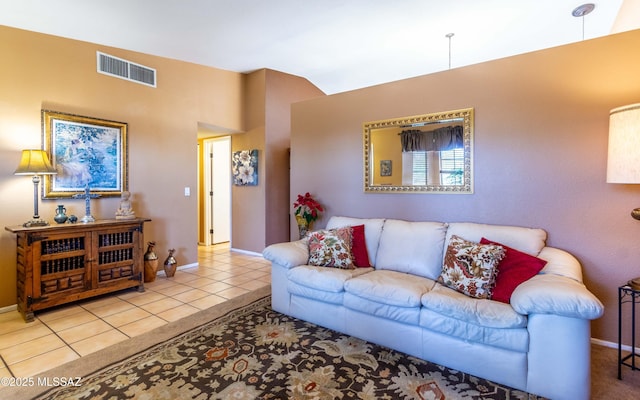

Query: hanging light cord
[[445, 33, 454, 69], [572, 3, 595, 41]]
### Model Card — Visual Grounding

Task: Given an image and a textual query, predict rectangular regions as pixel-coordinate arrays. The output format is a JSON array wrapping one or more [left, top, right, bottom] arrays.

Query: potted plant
[[293, 192, 323, 238]]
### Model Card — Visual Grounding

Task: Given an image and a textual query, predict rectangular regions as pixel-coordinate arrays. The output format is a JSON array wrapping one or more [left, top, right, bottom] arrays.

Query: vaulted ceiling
[[1, 0, 638, 94]]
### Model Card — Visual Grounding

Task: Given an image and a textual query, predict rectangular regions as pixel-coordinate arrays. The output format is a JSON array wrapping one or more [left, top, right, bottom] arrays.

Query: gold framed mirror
[[363, 108, 473, 193]]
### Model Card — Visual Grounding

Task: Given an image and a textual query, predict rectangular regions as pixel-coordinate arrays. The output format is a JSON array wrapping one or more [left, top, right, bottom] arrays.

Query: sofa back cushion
[[376, 219, 448, 279], [446, 222, 547, 256], [326, 216, 385, 267]]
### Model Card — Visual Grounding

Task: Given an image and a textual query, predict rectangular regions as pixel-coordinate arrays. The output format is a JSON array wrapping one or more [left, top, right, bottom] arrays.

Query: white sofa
[[263, 216, 604, 400]]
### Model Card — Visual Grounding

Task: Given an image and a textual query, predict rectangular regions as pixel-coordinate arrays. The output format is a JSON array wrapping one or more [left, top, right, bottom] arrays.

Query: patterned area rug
[[37, 296, 544, 399]]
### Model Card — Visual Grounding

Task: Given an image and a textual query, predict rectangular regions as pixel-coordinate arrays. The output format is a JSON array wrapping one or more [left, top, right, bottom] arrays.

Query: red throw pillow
[[480, 237, 547, 304], [351, 225, 371, 267]]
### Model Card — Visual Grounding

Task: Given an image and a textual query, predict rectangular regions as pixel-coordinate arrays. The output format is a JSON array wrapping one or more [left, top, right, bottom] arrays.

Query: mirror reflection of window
[[403, 148, 464, 186], [439, 148, 464, 185]]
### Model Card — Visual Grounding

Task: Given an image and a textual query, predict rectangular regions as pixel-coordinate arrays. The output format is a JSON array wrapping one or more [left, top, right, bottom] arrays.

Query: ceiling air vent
[[96, 51, 156, 87]]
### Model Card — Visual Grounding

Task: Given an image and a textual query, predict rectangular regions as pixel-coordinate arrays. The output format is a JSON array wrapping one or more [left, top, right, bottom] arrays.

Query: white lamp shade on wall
[[607, 104, 640, 184]]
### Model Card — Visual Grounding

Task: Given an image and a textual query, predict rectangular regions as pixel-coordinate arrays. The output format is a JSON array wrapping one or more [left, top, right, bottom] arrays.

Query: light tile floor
[[0, 244, 270, 379]]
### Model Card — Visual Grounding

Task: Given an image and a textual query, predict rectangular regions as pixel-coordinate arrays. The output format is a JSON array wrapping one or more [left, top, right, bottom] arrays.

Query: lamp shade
[[607, 104, 640, 183], [14, 149, 57, 175]]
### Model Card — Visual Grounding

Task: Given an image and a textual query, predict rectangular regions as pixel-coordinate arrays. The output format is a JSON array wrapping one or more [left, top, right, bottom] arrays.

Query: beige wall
[[232, 69, 323, 252], [290, 29, 640, 345], [264, 69, 325, 245], [232, 70, 267, 252], [0, 26, 324, 308], [0, 26, 243, 307]]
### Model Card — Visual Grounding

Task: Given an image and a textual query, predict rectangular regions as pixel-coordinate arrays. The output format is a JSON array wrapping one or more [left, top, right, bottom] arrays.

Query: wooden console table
[[5, 218, 151, 322]]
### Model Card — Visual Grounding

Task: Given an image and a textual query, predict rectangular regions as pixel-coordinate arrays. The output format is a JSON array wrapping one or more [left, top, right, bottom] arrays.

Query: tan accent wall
[[290, 29, 640, 344], [0, 26, 245, 308]]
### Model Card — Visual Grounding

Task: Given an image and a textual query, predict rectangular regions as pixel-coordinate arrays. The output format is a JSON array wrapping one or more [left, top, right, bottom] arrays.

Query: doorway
[[202, 136, 231, 245]]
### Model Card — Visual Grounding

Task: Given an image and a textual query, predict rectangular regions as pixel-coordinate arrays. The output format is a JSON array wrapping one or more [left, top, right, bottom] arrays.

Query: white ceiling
[[0, 0, 636, 95]]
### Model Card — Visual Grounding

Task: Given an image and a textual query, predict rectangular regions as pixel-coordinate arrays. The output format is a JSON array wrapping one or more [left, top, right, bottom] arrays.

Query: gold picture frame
[[42, 110, 128, 199]]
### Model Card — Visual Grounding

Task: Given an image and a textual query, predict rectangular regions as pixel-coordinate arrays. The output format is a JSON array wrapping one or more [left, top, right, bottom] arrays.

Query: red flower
[[293, 192, 324, 224]]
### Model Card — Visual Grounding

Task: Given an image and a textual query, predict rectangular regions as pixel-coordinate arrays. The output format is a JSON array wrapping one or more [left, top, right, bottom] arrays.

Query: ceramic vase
[[296, 215, 312, 239], [53, 205, 68, 224], [163, 249, 177, 278], [143, 241, 159, 283]]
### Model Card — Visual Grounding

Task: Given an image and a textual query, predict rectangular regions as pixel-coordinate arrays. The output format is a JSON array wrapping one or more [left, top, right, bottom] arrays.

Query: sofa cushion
[[344, 293, 422, 325], [327, 216, 385, 266], [422, 283, 527, 328], [375, 219, 448, 279], [308, 228, 354, 269], [343, 270, 433, 325], [288, 265, 373, 293], [288, 282, 346, 305], [419, 308, 529, 353], [344, 269, 436, 307], [420, 284, 529, 352], [446, 222, 547, 256], [350, 224, 371, 267], [480, 237, 547, 304], [438, 235, 505, 299]]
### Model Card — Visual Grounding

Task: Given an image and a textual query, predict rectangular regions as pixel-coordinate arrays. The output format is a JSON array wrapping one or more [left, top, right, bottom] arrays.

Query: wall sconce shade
[[607, 104, 640, 184], [14, 149, 57, 175], [14, 149, 57, 227]]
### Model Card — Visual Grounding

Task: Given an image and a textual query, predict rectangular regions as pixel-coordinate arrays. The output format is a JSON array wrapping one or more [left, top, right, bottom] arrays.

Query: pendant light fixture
[[572, 3, 595, 40], [445, 33, 454, 69]]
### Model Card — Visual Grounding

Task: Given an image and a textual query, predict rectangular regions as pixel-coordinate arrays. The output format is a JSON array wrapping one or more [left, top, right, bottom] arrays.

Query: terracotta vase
[[143, 241, 159, 283], [163, 248, 177, 277]]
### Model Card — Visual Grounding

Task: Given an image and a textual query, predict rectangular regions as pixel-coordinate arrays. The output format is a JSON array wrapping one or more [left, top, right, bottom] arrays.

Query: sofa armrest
[[537, 246, 583, 282], [263, 240, 309, 269], [510, 274, 603, 320]]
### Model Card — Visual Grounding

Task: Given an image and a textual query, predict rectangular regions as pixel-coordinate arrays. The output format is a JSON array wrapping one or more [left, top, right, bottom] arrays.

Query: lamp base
[[80, 215, 95, 223], [23, 218, 49, 227]]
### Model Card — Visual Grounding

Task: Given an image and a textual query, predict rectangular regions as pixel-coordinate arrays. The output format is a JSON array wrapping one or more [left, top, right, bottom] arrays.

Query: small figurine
[[115, 191, 136, 220]]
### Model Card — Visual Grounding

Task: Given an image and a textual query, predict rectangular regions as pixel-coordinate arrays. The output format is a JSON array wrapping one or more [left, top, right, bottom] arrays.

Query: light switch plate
[[184, 187, 191, 196]]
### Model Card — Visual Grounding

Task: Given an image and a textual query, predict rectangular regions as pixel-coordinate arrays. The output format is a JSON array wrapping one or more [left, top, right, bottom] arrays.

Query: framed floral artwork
[[42, 110, 128, 198], [232, 149, 258, 186]]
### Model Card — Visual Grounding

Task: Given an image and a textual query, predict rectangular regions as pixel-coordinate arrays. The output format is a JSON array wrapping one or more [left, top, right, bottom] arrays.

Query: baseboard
[[591, 337, 640, 353], [230, 248, 263, 257], [166, 262, 198, 275], [0, 304, 17, 315]]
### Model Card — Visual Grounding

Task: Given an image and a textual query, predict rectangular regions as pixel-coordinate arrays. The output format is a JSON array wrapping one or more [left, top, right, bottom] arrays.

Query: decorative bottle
[[143, 241, 159, 283], [163, 249, 177, 278]]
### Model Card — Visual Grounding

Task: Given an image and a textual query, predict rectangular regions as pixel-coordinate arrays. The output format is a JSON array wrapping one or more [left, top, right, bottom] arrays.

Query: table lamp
[[14, 149, 57, 227], [607, 103, 640, 289]]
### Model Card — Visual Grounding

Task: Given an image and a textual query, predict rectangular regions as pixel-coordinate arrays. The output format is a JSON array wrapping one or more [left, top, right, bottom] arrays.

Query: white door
[[204, 137, 231, 244]]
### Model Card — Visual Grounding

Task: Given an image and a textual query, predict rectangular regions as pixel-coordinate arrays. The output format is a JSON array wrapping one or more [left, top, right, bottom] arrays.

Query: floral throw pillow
[[438, 235, 505, 299], [308, 227, 355, 269]]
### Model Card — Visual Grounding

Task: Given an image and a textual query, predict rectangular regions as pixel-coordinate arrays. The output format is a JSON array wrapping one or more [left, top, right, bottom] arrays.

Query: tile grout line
[[0, 248, 269, 378]]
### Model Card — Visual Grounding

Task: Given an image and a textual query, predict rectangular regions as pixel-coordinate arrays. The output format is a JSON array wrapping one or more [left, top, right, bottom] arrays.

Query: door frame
[[202, 136, 231, 245]]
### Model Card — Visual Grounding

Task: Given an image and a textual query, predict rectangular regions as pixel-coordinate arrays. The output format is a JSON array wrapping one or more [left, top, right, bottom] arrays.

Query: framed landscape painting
[[42, 110, 128, 198]]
